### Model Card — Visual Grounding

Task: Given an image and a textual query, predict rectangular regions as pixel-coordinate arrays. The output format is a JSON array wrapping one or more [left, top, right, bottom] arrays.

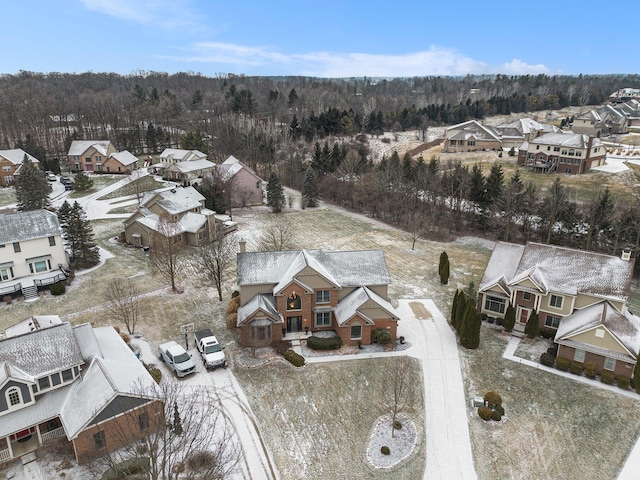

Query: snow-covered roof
[[179, 211, 207, 233], [333, 286, 398, 326], [273, 250, 340, 295], [237, 293, 282, 326], [0, 149, 40, 165], [217, 155, 260, 182], [445, 120, 501, 142], [68, 140, 111, 156], [528, 132, 603, 149], [169, 159, 215, 173], [159, 148, 207, 162], [108, 150, 139, 166], [237, 249, 391, 290], [478, 242, 525, 293], [0, 209, 62, 244], [141, 186, 204, 215], [4, 315, 62, 338]]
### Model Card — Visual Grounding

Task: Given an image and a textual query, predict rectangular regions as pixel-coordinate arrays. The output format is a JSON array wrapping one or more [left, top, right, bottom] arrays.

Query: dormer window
[[7, 388, 21, 406], [287, 291, 301, 310]]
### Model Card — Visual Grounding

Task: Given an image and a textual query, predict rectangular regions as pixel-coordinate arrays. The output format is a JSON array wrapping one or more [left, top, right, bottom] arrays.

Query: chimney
[[239, 239, 246, 253], [622, 248, 632, 262]]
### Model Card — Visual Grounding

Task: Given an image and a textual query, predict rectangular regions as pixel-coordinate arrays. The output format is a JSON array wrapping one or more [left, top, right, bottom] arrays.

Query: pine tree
[[64, 202, 100, 269], [15, 155, 51, 211], [460, 298, 481, 349], [450, 290, 459, 323], [453, 290, 467, 332], [631, 360, 640, 391], [266, 172, 285, 213], [72, 170, 94, 192], [525, 310, 540, 339], [503, 303, 516, 332], [302, 166, 319, 208], [438, 251, 450, 285]]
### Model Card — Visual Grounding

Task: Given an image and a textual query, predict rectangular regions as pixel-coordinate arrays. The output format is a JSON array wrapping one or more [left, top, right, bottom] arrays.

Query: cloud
[[165, 41, 550, 77], [79, 0, 200, 29]]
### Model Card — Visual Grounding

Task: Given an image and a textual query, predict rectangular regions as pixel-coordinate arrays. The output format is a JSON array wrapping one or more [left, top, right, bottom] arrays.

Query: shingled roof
[[0, 209, 62, 245]]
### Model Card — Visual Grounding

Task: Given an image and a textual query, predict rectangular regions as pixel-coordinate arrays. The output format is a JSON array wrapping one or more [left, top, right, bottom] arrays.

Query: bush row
[[553, 356, 633, 389], [306, 335, 342, 350]]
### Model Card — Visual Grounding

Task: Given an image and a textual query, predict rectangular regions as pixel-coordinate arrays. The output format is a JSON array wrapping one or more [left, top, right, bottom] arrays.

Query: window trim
[[574, 349, 585, 363], [350, 322, 362, 340], [604, 357, 616, 371], [549, 294, 563, 309], [544, 314, 561, 329], [314, 311, 331, 327], [6, 387, 22, 408], [315, 290, 330, 304], [484, 295, 506, 314]]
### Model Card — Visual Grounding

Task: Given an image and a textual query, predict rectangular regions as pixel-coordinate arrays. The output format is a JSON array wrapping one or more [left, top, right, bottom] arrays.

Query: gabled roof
[[273, 250, 341, 295], [529, 132, 603, 149], [140, 186, 204, 215], [107, 150, 139, 166], [446, 120, 501, 142], [0, 362, 34, 385], [218, 155, 261, 182], [168, 159, 215, 173], [0, 149, 40, 165], [159, 148, 207, 162], [509, 265, 548, 295], [479, 242, 525, 293], [333, 286, 398, 326], [237, 294, 283, 326], [68, 140, 111, 156], [0, 209, 62, 245]]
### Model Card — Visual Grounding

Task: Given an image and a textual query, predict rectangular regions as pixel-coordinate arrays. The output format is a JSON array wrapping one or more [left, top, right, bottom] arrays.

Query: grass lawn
[[66, 175, 123, 199], [98, 175, 167, 200]]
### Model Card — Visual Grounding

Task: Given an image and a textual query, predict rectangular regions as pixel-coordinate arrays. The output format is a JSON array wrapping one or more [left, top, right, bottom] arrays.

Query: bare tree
[[258, 219, 297, 251], [89, 378, 242, 480], [386, 356, 413, 438], [149, 214, 185, 292], [191, 234, 237, 301], [105, 278, 142, 334]]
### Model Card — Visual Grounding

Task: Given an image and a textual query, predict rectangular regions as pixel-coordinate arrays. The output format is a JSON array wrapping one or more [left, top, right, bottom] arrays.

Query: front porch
[[0, 421, 66, 465]]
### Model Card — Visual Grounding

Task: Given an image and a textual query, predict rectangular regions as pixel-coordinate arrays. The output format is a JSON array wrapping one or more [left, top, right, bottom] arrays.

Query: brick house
[[102, 150, 139, 174], [517, 132, 606, 174], [478, 241, 639, 376], [443, 120, 502, 152], [0, 149, 40, 187], [67, 141, 116, 172], [236, 248, 398, 348], [0, 318, 162, 465]]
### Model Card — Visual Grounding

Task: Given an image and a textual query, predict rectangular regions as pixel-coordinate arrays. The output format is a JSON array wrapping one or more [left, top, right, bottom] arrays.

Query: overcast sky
[[4, 0, 638, 78]]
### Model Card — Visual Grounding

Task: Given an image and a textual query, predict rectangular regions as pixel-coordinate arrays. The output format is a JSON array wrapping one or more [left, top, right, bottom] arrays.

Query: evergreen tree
[[503, 303, 516, 332], [266, 172, 285, 213], [525, 310, 540, 339], [450, 289, 459, 323], [180, 131, 209, 154], [64, 202, 100, 269], [453, 290, 467, 332], [460, 298, 481, 349], [57, 200, 72, 229], [302, 166, 319, 208], [15, 155, 51, 211], [438, 251, 450, 285], [631, 359, 640, 391], [72, 170, 94, 192]]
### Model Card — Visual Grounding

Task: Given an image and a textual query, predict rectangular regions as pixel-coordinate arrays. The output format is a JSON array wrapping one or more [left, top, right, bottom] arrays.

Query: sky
[[3, 0, 639, 78]]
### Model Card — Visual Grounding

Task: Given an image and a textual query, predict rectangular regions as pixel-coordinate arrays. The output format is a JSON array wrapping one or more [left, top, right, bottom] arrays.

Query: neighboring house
[[443, 120, 502, 152], [0, 210, 69, 300], [493, 118, 560, 150], [609, 88, 640, 103], [123, 186, 234, 248], [164, 159, 216, 184], [571, 105, 629, 137], [67, 141, 116, 172], [102, 150, 139, 174], [517, 132, 606, 174], [215, 155, 264, 207], [158, 149, 207, 165], [478, 241, 638, 376], [0, 149, 40, 187], [236, 248, 399, 348], [0, 318, 162, 465]]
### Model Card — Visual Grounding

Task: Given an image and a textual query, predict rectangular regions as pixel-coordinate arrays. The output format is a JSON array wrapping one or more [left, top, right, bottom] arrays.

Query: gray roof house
[[236, 248, 398, 348], [0, 318, 161, 465]]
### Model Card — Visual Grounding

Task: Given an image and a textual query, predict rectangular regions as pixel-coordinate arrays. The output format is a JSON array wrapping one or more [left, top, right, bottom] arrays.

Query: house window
[[316, 290, 330, 304], [48, 236, 56, 246], [554, 146, 560, 152], [484, 296, 506, 314], [467, 141, 475, 146], [96, 164, 102, 172], [574, 349, 585, 362], [604, 357, 616, 371], [13, 242, 20, 253], [94, 431, 106, 450], [2, 166, 11, 172], [32, 261, 48, 273], [523, 292, 531, 300], [61, 369, 73, 382], [286, 292, 301, 310], [550, 295, 563, 308], [38, 376, 50, 390], [545, 315, 561, 329], [7, 388, 21, 406], [51, 372, 61, 386], [0, 268, 10, 281], [315, 311, 331, 327], [251, 324, 271, 341], [139, 412, 149, 431], [350, 322, 362, 340], [256, 181, 260, 189]]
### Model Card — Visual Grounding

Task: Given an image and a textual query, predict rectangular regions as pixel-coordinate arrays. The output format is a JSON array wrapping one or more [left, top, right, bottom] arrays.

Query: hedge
[[50, 282, 66, 296], [284, 349, 305, 367], [306, 335, 342, 351], [617, 375, 630, 390], [555, 357, 570, 371], [570, 361, 584, 375], [601, 371, 614, 385]]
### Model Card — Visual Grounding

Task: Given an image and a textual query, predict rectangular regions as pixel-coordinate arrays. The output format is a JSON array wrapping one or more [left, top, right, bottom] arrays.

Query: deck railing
[[0, 448, 11, 463], [40, 427, 65, 442]]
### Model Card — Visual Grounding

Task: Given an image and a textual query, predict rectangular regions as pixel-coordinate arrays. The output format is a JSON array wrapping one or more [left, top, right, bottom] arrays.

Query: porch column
[[534, 294, 541, 313], [5, 436, 13, 460], [35, 424, 42, 445]]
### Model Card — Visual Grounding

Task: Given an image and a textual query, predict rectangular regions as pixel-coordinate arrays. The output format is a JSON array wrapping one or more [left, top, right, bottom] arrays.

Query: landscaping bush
[[231, 290, 240, 298], [393, 420, 402, 430], [555, 357, 570, 371], [617, 375, 630, 390], [539, 329, 556, 340], [380, 446, 390, 455], [306, 335, 342, 351], [570, 361, 584, 375], [487, 317, 495, 324], [372, 328, 392, 344], [496, 317, 503, 326], [3, 295, 12, 305], [226, 296, 240, 315], [491, 410, 503, 421], [284, 349, 305, 367], [226, 312, 237, 330], [584, 361, 597, 379], [540, 352, 555, 367], [478, 406, 493, 421], [483, 391, 502, 408], [272, 340, 292, 355], [119, 331, 131, 345], [50, 282, 66, 296], [546, 345, 558, 356], [494, 405, 505, 416], [601, 371, 614, 385], [149, 367, 162, 384]]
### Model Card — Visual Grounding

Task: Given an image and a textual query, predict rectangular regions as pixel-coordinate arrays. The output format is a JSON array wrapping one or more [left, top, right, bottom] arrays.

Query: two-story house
[[215, 156, 264, 207], [123, 186, 234, 248], [0, 149, 40, 187], [0, 318, 162, 465], [102, 150, 139, 174], [571, 105, 629, 137], [67, 140, 116, 173], [517, 132, 606, 174], [236, 248, 399, 348], [0, 210, 69, 300], [443, 120, 502, 152], [478, 242, 639, 376]]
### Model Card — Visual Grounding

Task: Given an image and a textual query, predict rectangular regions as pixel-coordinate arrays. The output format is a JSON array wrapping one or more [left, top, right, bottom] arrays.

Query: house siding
[[557, 345, 634, 377], [0, 380, 33, 413]]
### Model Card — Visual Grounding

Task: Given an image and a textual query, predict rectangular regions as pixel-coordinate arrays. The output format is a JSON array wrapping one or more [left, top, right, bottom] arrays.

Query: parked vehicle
[[60, 175, 72, 184], [46, 172, 56, 181], [158, 341, 196, 377], [194, 329, 227, 370]]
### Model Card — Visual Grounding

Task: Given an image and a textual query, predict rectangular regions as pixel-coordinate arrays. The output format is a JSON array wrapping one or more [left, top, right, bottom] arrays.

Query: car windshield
[[174, 352, 190, 363], [204, 344, 222, 354]]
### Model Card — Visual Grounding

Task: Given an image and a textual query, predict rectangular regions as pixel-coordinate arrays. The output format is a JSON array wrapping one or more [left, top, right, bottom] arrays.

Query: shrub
[[372, 328, 392, 344], [540, 352, 555, 367], [3, 295, 12, 305], [601, 371, 614, 385], [617, 375, 630, 390], [496, 317, 503, 326], [494, 405, 505, 416], [491, 410, 502, 421], [50, 282, 66, 296], [272, 340, 292, 355], [555, 357, 570, 371], [186, 450, 216, 470], [478, 406, 493, 421], [380, 446, 390, 455], [584, 361, 597, 379], [284, 349, 305, 367], [393, 420, 402, 430], [226, 296, 240, 314], [306, 335, 342, 351], [570, 361, 583, 375], [546, 345, 558, 356], [539, 329, 556, 340], [487, 317, 495, 324], [483, 391, 502, 408], [231, 290, 240, 298], [226, 312, 237, 330], [148, 366, 162, 384]]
